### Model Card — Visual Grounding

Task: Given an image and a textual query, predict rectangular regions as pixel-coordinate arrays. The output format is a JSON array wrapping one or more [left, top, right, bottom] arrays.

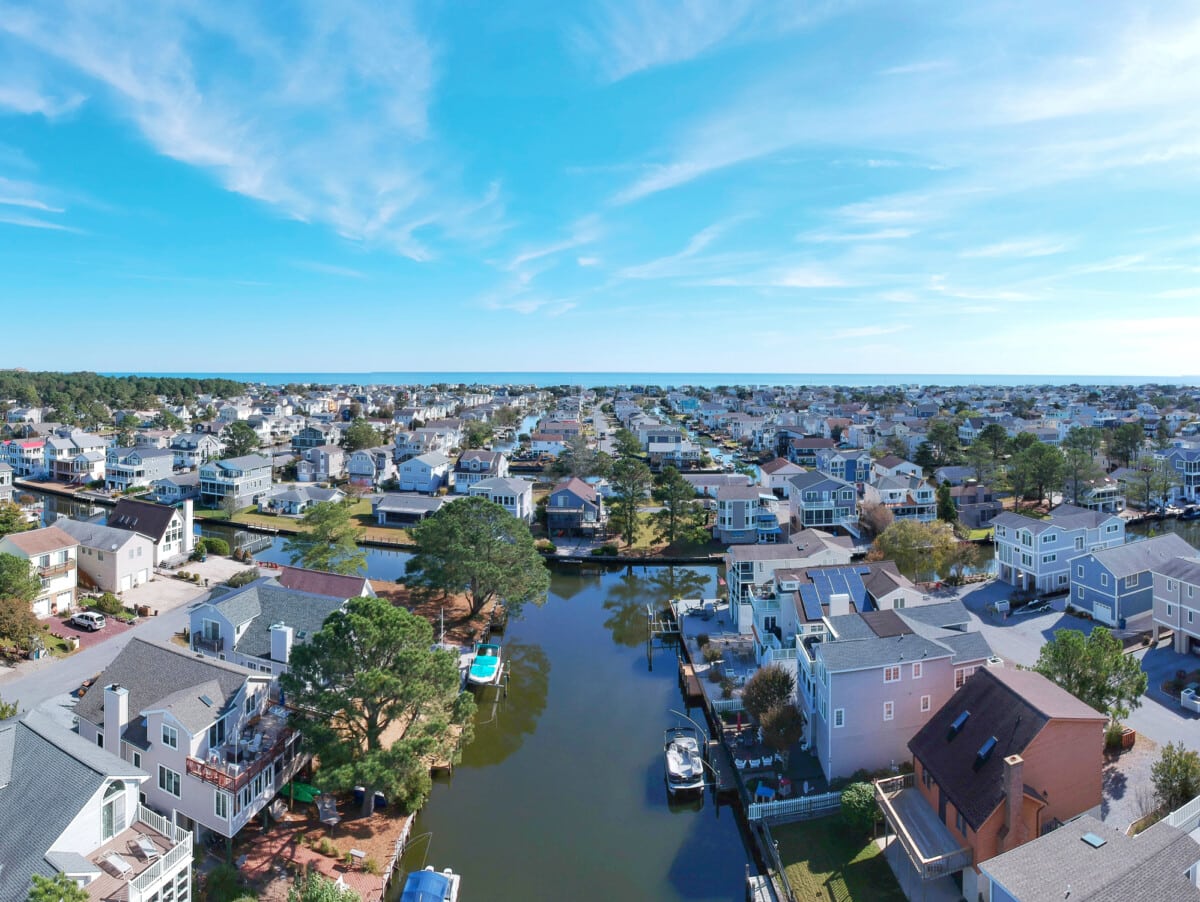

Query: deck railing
[[128, 805, 192, 902], [186, 727, 297, 793], [1167, 794, 1200, 833], [875, 775, 973, 880], [747, 790, 841, 824]]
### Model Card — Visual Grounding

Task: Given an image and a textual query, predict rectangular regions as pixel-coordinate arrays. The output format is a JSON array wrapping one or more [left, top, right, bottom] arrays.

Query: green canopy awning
[[283, 782, 321, 803]]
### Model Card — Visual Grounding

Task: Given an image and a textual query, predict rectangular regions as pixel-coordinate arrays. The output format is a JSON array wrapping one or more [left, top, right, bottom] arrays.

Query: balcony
[[38, 559, 76, 577], [874, 774, 973, 882], [85, 804, 192, 902], [192, 636, 223, 654], [186, 707, 301, 794]]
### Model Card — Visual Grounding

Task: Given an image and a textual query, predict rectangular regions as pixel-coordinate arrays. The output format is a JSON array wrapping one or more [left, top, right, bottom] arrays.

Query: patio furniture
[[754, 782, 776, 802], [778, 777, 793, 798], [105, 853, 133, 877], [349, 849, 366, 870], [247, 733, 263, 755], [734, 757, 746, 770], [135, 836, 160, 860], [749, 756, 762, 768]]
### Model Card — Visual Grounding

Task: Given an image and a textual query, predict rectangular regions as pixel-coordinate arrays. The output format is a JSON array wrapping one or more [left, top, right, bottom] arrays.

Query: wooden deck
[[679, 661, 704, 705]]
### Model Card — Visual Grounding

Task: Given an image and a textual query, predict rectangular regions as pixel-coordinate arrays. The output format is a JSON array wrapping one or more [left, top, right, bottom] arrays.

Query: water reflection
[[601, 565, 715, 647], [459, 641, 550, 769]]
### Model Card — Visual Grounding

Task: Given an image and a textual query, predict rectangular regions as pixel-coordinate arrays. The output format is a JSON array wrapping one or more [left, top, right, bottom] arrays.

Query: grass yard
[[772, 819, 904, 902]]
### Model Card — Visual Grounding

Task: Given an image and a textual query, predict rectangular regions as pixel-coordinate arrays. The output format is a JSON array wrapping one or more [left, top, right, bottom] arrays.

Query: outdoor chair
[[105, 853, 133, 878], [135, 836, 160, 860]]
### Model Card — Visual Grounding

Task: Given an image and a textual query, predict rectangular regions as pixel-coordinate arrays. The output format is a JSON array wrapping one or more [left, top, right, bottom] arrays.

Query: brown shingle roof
[[276, 565, 371, 600], [1, 525, 76, 556]]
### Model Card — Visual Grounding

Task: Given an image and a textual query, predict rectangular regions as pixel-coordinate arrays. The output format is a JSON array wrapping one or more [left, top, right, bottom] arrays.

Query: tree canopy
[[0, 552, 41, 646], [280, 596, 475, 817], [1034, 627, 1147, 722], [1010, 441, 1064, 507], [0, 501, 35, 539], [28, 872, 90, 902], [651, 466, 708, 547], [221, 420, 261, 458], [406, 496, 550, 617], [870, 519, 959, 582], [609, 456, 652, 546], [341, 418, 382, 452], [742, 664, 795, 722], [282, 501, 367, 575], [1151, 741, 1200, 812], [1108, 422, 1145, 469]]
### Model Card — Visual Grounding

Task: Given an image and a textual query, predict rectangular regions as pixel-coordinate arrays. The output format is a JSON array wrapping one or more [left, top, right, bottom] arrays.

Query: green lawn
[[772, 819, 904, 902]]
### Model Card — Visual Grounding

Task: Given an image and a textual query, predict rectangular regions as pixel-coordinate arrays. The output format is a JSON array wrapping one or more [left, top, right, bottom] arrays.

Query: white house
[[54, 518, 156, 594], [454, 450, 509, 494], [468, 476, 535, 523], [0, 524, 79, 617], [104, 448, 176, 493], [199, 455, 273, 509], [0, 710, 193, 902], [345, 446, 395, 488], [75, 639, 304, 843], [398, 451, 453, 494], [108, 498, 196, 565], [787, 471, 860, 538], [297, 444, 346, 483], [169, 432, 223, 469], [863, 474, 938, 522], [993, 504, 1126, 595]]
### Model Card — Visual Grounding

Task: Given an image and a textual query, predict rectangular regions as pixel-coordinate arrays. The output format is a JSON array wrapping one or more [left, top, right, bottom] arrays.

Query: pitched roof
[[0, 524, 77, 555], [980, 816, 1200, 902], [0, 712, 146, 900], [109, 498, 179, 541], [76, 638, 254, 733], [551, 476, 597, 503], [816, 632, 952, 673], [52, 517, 148, 552], [202, 578, 345, 660], [276, 565, 371, 599], [908, 667, 1106, 831], [760, 457, 802, 474], [1086, 533, 1197, 579]]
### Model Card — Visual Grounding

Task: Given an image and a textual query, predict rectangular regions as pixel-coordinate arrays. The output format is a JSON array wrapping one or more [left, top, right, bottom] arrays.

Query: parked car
[[70, 611, 107, 632]]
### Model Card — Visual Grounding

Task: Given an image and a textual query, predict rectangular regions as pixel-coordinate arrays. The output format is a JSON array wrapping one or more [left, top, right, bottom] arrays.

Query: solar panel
[[799, 585, 824, 622]]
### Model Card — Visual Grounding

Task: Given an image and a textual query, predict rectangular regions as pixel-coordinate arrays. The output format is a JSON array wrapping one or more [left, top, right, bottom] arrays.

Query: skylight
[[1081, 832, 1107, 849], [199, 695, 213, 707], [948, 710, 970, 739], [976, 736, 997, 762]]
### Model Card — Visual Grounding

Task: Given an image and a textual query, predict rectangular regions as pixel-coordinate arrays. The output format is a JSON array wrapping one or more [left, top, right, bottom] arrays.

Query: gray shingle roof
[[203, 578, 345, 661], [980, 816, 1200, 901], [1087, 533, 1197, 579], [52, 517, 144, 552], [816, 633, 952, 672], [1157, 556, 1200, 582], [75, 638, 253, 733], [109, 498, 179, 541], [0, 711, 145, 900], [897, 601, 973, 630]]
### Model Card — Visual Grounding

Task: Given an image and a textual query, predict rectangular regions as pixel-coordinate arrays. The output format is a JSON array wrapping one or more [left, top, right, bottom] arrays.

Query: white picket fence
[[747, 790, 841, 823], [711, 697, 745, 714], [1167, 794, 1200, 833]]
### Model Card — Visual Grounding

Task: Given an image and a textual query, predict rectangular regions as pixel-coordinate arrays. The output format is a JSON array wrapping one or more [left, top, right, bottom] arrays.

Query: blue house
[[814, 447, 873, 485], [1069, 533, 1197, 627]]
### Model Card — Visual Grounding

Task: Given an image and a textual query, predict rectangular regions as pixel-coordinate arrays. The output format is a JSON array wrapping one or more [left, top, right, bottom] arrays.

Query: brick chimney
[[103, 684, 129, 752], [998, 754, 1025, 852]]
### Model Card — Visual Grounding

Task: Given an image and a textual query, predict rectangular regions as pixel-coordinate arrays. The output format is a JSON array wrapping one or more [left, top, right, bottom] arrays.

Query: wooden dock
[[679, 661, 704, 706]]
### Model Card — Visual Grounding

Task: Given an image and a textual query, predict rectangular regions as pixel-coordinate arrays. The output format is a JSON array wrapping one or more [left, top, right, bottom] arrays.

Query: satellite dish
[[111, 543, 118, 551]]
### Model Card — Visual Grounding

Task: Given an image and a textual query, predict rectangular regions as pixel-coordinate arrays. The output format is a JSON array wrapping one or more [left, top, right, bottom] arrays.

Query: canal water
[[20, 489, 749, 900]]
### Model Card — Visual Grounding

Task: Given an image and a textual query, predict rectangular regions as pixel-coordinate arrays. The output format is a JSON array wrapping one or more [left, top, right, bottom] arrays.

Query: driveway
[[958, 581, 1098, 668], [1124, 645, 1200, 752], [53, 614, 134, 652]]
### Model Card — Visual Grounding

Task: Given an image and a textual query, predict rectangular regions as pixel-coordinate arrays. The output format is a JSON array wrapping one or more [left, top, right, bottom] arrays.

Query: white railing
[[1167, 794, 1200, 833], [128, 805, 192, 901], [748, 790, 841, 823], [874, 776, 972, 880], [711, 697, 745, 714]]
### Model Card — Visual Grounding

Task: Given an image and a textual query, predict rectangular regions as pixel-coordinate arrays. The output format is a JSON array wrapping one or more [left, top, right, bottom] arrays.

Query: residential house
[[296, 444, 346, 483], [787, 471, 860, 537], [1068, 533, 1197, 628], [188, 576, 346, 677], [108, 498, 195, 565], [724, 532, 855, 629], [993, 505, 1126, 595], [398, 451, 452, 494], [290, 423, 343, 453], [546, 477, 605, 535], [876, 667, 1107, 902], [864, 474, 938, 523], [872, 454, 924, 482], [1065, 474, 1125, 513], [198, 455, 273, 509], [0, 524, 79, 617], [978, 813, 1200, 902], [530, 433, 568, 457], [804, 600, 995, 782], [46, 430, 109, 483], [949, 483, 1003, 530], [0, 710, 192, 902], [814, 448, 873, 486], [54, 518, 156, 594], [75, 639, 303, 843], [372, 493, 452, 526], [168, 433, 223, 470], [0, 460, 12, 502], [104, 448, 175, 493], [714, 485, 781, 545], [684, 472, 753, 498], [453, 450, 509, 493], [759, 458, 805, 497], [256, 485, 344, 517], [3, 437, 46, 477], [469, 476, 535, 523], [149, 472, 200, 506], [934, 466, 978, 487], [1151, 557, 1200, 657], [1160, 446, 1200, 503], [345, 446, 394, 488], [787, 437, 838, 467]]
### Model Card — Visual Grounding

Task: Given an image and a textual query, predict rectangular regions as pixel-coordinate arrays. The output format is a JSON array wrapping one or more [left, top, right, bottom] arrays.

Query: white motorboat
[[664, 726, 706, 795]]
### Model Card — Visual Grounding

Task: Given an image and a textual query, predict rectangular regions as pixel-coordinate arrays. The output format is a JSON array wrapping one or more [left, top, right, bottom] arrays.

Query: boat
[[664, 726, 706, 795], [467, 642, 502, 686], [1180, 505, 1200, 521], [400, 866, 461, 902]]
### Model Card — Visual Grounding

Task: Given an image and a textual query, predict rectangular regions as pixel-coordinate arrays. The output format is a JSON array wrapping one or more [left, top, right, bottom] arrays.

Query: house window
[[101, 782, 126, 841], [158, 765, 181, 797], [1167, 604, 1174, 616], [1077, 587, 1083, 599], [132, 752, 141, 769], [834, 708, 845, 728], [96, 733, 104, 749], [884, 666, 900, 683], [1075, 537, 1084, 551], [1168, 580, 1176, 592], [1124, 575, 1137, 590], [215, 792, 230, 820], [1101, 574, 1109, 587], [912, 662, 922, 679], [956, 811, 966, 834], [1077, 565, 1085, 578], [923, 767, 933, 789], [883, 701, 894, 721], [1042, 553, 1057, 564], [161, 724, 178, 748], [921, 694, 931, 713]]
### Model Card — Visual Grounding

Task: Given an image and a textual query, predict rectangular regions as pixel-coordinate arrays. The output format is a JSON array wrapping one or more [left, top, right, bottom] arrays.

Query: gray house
[[105, 447, 176, 493], [199, 454, 273, 509], [547, 477, 605, 535], [189, 576, 346, 677], [1069, 533, 1197, 627]]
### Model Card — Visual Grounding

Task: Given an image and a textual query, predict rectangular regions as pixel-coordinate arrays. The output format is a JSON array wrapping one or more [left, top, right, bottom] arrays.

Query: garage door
[[1093, 602, 1113, 625], [32, 597, 50, 618], [136, 569, 148, 586], [120, 574, 133, 591]]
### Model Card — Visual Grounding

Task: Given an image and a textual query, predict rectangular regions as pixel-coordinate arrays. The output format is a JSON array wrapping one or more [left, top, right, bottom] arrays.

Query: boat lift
[[645, 603, 681, 671]]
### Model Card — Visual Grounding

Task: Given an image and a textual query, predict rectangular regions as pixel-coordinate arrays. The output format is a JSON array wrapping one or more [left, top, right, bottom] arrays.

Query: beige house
[[54, 518, 156, 594], [0, 524, 79, 617]]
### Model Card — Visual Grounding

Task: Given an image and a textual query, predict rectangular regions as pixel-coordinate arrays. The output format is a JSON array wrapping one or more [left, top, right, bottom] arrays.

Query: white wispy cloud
[[0, 82, 85, 117], [831, 324, 909, 340], [290, 260, 367, 279], [879, 60, 953, 76], [618, 216, 750, 279], [577, 256, 601, 267], [801, 227, 915, 243], [506, 216, 602, 271], [961, 237, 1071, 259], [0, 1, 500, 260], [0, 212, 80, 232]]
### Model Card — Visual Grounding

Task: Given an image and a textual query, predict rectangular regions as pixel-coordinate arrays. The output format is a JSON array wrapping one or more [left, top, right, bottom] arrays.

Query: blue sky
[[3, 1, 1200, 376]]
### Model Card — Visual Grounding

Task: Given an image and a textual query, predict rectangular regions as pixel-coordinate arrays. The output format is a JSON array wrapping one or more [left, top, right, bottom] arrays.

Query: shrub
[[90, 593, 125, 615], [599, 542, 619, 555], [742, 664, 796, 722], [1152, 741, 1200, 811], [840, 782, 878, 837], [702, 644, 723, 663], [535, 539, 557, 554], [203, 537, 230, 556], [1104, 721, 1126, 751], [225, 569, 259, 589], [178, 571, 190, 580], [695, 633, 709, 647]]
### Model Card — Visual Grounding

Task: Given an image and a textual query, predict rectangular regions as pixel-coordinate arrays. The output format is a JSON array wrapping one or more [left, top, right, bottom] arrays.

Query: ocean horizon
[[98, 371, 1200, 389]]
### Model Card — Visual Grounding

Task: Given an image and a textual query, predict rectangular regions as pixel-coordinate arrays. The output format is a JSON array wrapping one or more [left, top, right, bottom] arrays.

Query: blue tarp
[[400, 870, 451, 902]]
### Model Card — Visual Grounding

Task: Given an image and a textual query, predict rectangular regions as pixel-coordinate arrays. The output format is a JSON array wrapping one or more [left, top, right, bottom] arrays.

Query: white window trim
[[161, 724, 178, 749], [884, 665, 901, 683], [883, 701, 894, 722], [834, 708, 845, 728], [912, 662, 922, 679], [921, 694, 931, 713], [158, 765, 181, 798]]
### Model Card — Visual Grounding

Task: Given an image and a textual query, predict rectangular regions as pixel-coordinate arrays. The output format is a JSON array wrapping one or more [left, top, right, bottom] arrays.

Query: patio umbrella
[[736, 712, 742, 733]]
